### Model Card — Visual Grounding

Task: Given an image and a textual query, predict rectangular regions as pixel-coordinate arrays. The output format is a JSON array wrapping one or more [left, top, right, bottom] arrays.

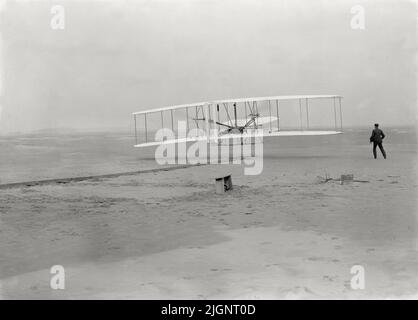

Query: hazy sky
[[0, 0, 416, 133]]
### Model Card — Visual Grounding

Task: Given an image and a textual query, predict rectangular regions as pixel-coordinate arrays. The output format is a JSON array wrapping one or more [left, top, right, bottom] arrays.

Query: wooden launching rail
[[0, 164, 202, 190]]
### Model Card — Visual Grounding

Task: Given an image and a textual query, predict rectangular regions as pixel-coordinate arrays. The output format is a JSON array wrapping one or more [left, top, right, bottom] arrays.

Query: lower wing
[[134, 130, 342, 147]]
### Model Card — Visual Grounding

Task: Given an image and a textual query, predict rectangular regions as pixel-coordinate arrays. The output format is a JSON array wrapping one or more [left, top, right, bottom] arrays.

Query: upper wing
[[132, 95, 342, 116]]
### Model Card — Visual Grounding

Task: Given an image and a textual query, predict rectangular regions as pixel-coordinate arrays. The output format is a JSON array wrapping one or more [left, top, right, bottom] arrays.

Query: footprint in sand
[[307, 256, 326, 262], [284, 286, 316, 299], [323, 275, 338, 282], [265, 263, 280, 268], [343, 280, 351, 289], [139, 282, 155, 287]]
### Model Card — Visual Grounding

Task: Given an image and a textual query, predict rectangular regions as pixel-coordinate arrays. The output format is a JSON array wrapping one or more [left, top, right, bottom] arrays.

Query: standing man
[[369, 123, 387, 159]]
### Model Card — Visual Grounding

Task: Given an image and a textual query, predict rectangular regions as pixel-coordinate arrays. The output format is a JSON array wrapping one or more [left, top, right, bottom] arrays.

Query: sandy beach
[[0, 128, 417, 299]]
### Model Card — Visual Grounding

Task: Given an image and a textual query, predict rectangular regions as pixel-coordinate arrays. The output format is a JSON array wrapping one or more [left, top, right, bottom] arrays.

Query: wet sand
[[0, 131, 417, 299]]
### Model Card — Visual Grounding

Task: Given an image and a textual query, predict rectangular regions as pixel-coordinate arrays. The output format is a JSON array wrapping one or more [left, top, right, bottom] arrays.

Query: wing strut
[[339, 97, 343, 131], [194, 106, 199, 129], [244, 102, 247, 123], [223, 103, 233, 127], [144, 113, 148, 143], [333, 97, 337, 130], [299, 99, 303, 131], [216, 104, 220, 132], [134, 114, 138, 145], [275, 99, 280, 131], [233, 103, 238, 127]]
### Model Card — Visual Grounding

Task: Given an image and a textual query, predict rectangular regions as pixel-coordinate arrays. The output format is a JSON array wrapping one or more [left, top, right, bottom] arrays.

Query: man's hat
[[374, 123, 379, 127]]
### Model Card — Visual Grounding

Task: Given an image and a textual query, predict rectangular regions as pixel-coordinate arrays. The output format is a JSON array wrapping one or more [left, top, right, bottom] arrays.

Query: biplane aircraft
[[132, 95, 343, 148]]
